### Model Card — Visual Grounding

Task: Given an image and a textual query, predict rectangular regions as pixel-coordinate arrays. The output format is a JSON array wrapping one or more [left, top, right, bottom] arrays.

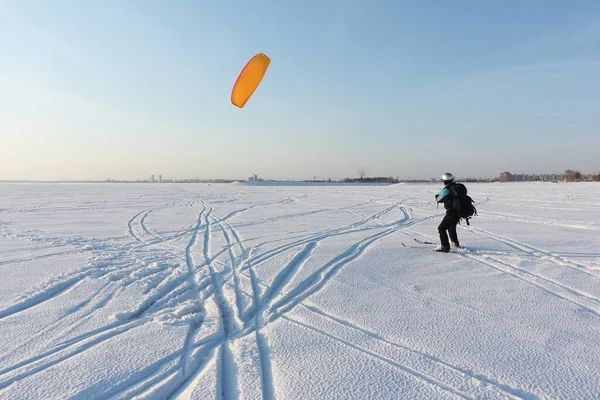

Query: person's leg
[[449, 221, 459, 247], [437, 214, 453, 251]]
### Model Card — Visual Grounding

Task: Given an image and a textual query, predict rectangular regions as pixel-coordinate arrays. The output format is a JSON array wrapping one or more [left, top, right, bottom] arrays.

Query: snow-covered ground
[[1, 182, 600, 399]]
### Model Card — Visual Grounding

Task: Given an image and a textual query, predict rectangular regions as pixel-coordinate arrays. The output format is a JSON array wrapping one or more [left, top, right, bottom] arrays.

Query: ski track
[[158, 198, 421, 397], [0, 275, 85, 320], [1, 193, 394, 396], [0, 194, 468, 398], [410, 228, 600, 319], [226, 275, 534, 400], [464, 253, 600, 318], [213, 218, 246, 329], [212, 212, 274, 399], [3, 187, 597, 399], [180, 204, 240, 400], [468, 226, 600, 278], [298, 304, 536, 400], [268, 227, 399, 320], [283, 315, 473, 400], [459, 226, 600, 316], [0, 280, 115, 365], [0, 248, 88, 267], [180, 203, 207, 377]]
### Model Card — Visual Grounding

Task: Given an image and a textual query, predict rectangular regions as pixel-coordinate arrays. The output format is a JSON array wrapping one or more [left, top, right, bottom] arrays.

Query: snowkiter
[[435, 173, 461, 253]]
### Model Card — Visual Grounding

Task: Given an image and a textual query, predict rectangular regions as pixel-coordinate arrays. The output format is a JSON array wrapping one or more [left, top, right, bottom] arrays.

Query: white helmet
[[442, 172, 454, 182]]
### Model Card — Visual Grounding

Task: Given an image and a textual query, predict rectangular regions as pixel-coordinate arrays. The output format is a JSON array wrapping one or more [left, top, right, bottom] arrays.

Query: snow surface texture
[[1, 182, 600, 399]]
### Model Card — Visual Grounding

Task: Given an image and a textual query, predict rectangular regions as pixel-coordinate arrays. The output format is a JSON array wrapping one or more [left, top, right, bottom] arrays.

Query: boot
[[434, 244, 450, 253]]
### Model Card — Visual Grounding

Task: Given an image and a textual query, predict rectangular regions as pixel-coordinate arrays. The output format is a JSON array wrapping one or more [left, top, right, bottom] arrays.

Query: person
[[434, 172, 461, 253]]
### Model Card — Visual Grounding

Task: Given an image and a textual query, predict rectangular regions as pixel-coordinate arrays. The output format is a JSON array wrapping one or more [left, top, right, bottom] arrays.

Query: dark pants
[[438, 209, 460, 249]]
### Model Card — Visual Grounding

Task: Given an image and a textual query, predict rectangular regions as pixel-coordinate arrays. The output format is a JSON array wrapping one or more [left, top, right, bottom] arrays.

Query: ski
[[413, 239, 467, 253], [414, 238, 436, 245]]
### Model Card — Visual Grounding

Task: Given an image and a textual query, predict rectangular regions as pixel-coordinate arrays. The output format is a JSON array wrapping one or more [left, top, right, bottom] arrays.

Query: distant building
[[159, 175, 162, 183], [150, 175, 155, 183], [499, 172, 565, 182], [342, 176, 396, 184], [499, 172, 512, 182]]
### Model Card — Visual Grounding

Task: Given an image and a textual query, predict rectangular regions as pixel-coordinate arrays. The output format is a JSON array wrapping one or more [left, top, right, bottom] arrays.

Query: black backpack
[[448, 183, 477, 225]]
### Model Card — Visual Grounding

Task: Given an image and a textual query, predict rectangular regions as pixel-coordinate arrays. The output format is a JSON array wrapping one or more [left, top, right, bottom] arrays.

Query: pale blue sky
[[1, 0, 599, 181]]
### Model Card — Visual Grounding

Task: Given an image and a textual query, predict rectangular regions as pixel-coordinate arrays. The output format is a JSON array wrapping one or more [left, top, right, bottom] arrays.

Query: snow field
[[1, 182, 600, 399]]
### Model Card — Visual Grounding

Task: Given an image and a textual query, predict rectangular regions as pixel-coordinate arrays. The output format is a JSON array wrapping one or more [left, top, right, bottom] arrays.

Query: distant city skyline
[[3, 168, 596, 184], [1, 1, 600, 181]]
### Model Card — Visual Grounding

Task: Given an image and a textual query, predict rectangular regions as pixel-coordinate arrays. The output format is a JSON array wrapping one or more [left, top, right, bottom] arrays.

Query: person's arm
[[436, 188, 450, 204]]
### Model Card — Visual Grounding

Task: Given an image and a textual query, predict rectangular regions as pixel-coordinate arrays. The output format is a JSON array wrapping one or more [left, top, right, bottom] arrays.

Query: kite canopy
[[231, 53, 270, 108]]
